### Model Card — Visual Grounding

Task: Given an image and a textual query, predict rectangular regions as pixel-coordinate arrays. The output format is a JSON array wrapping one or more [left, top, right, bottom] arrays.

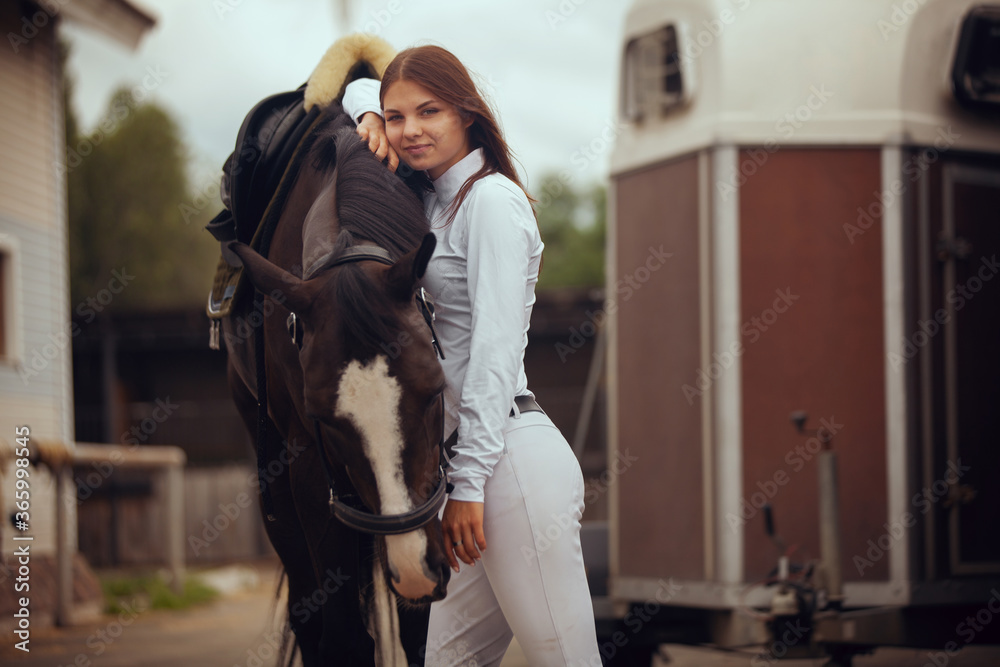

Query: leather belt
[[510, 395, 543, 417]]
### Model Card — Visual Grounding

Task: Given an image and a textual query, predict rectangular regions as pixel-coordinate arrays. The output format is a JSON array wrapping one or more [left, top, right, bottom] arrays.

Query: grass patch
[[101, 572, 219, 614]]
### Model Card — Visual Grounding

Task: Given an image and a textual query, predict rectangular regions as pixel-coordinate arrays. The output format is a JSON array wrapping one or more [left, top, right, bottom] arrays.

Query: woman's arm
[[342, 78, 398, 172], [342, 77, 381, 122], [452, 182, 535, 502], [442, 181, 537, 566]]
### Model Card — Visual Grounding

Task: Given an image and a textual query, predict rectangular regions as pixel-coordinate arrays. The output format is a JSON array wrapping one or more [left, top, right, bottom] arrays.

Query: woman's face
[[383, 79, 472, 180]]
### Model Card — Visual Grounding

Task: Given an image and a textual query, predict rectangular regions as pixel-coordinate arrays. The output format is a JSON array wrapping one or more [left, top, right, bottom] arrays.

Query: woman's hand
[[441, 499, 486, 571], [355, 112, 399, 173]]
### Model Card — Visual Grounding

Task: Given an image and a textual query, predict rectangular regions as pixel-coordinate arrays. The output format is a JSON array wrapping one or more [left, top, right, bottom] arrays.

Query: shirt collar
[[431, 148, 485, 206]]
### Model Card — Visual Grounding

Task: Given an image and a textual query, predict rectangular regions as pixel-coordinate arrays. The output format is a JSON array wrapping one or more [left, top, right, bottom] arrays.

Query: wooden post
[[572, 325, 606, 460], [164, 464, 185, 595], [55, 466, 73, 626]]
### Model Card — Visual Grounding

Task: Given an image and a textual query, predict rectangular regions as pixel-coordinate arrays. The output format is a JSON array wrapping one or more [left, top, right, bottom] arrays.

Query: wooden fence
[[76, 462, 273, 567]]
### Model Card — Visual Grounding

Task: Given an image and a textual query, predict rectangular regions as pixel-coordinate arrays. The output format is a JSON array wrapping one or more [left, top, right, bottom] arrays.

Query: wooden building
[[0, 0, 155, 628]]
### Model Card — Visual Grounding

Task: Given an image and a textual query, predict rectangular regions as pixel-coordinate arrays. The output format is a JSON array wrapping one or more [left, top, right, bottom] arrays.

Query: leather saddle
[[205, 84, 321, 247], [203, 34, 395, 335]]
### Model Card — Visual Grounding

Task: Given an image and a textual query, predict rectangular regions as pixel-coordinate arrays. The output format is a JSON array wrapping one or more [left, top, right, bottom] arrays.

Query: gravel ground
[[500, 641, 1000, 666], [4, 559, 998, 666]]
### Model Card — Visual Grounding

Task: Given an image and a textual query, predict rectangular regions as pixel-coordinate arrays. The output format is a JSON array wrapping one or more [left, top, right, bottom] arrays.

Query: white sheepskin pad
[[304, 33, 396, 111]]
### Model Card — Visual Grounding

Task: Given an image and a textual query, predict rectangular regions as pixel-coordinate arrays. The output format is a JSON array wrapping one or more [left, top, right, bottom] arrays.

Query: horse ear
[[387, 233, 436, 300], [413, 233, 437, 279], [227, 242, 313, 313]]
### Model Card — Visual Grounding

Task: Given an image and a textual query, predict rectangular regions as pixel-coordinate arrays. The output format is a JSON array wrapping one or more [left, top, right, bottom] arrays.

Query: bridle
[[296, 244, 452, 536], [313, 393, 451, 535]]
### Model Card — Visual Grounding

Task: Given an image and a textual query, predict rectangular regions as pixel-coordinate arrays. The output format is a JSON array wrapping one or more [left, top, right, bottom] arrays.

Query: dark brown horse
[[223, 107, 450, 665]]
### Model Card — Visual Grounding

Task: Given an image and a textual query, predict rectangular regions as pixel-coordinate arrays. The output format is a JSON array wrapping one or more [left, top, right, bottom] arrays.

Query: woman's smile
[[404, 143, 431, 156]]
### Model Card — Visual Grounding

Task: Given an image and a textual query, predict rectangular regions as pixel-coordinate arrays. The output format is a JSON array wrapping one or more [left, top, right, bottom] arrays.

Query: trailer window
[[622, 25, 683, 123], [951, 6, 1000, 110]]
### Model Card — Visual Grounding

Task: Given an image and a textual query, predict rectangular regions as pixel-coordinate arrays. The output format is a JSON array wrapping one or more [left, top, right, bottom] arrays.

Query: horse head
[[229, 234, 451, 603]]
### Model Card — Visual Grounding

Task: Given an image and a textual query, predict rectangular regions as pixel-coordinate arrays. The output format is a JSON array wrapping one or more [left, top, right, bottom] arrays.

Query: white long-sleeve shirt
[[343, 81, 544, 503], [341, 77, 382, 123]]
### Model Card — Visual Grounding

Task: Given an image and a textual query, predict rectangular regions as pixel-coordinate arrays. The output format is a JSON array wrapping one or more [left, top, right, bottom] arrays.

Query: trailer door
[[937, 161, 1000, 576]]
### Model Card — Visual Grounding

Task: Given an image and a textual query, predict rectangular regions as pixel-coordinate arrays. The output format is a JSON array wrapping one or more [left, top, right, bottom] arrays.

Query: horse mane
[[321, 230, 404, 358], [316, 123, 429, 256], [307, 112, 431, 358]]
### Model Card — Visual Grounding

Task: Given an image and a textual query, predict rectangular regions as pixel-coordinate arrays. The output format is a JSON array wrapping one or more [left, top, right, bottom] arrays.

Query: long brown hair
[[379, 45, 534, 223]]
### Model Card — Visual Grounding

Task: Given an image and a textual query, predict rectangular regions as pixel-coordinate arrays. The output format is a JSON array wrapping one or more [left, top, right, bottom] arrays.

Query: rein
[[302, 245, 453, 536]]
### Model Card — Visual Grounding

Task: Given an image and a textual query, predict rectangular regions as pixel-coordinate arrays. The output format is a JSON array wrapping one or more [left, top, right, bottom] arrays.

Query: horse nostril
[[424, 549, 449, 582], [439, 561, 451, 586], [432, 563, 450, 601]]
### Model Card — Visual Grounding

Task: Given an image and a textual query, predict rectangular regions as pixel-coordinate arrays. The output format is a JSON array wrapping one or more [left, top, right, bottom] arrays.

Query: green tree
[[534, 175, 606, 290], [66, 82, 218, 311]]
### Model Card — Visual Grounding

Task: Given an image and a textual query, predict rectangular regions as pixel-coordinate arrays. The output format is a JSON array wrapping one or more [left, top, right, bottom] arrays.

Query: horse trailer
[[598, 1, 1000, 664]]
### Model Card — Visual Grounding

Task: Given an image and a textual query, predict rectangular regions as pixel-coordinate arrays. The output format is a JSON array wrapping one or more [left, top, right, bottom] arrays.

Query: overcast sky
[[62, 0, 628, 197]]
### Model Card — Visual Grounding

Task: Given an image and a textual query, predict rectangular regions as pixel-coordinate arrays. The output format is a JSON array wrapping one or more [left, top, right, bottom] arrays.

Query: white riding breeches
[[425, 411, 601, 666]]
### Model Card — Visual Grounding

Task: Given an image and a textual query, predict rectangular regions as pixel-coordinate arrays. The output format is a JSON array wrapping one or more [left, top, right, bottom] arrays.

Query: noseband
[[305, 244, 452, 536], [313, 395, 451, 536]]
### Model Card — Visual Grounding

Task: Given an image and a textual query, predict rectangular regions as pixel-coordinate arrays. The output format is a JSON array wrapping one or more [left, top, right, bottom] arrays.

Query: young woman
[[342, 46, 600, 665]]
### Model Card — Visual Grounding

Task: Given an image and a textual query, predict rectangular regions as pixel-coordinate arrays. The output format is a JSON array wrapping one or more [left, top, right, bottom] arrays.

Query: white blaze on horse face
[[335, 355, 439, 599]]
